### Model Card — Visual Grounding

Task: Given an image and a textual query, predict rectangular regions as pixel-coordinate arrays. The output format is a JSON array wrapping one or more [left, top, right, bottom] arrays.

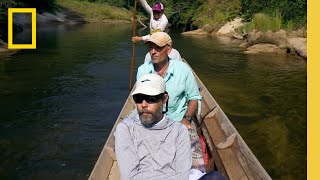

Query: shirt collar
[[134, 113, 171, 129]]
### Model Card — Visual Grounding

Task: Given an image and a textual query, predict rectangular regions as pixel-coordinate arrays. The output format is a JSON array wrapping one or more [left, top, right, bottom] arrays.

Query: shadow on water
[[0, 24, 306, 180]]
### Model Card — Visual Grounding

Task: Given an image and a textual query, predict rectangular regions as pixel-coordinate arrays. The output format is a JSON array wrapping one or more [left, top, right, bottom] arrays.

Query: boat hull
[[89, 60, 271, 180]]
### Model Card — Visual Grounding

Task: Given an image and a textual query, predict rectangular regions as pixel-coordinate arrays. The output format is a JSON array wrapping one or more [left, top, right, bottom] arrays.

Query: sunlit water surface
[[0, 24, 306, 179]]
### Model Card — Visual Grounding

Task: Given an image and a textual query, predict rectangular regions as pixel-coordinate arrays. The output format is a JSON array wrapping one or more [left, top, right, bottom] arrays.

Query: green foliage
[[194, 0, 241, 28], [164, 0, 243, 31], [76, 0, 130, 8], [239, 0, 306, 25], [271, 10, 282, 31], [57, 0, 132, 21], [1, 0, 307, 33], [168, 0, 305, 31], [0, 0, 56, 24], [285, 20, 294, 32], [18, 0, 56, 12], [166, 0, 204, 31], [239, 12, 282, 33], [0, 1, 20, 24], [0, 1, 24, 41]]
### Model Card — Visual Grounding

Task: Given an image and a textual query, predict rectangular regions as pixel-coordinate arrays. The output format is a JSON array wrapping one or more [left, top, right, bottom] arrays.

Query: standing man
[[137, 32, 201, 129], [132, 0, 169, 43], [115, 74, 192, 180]]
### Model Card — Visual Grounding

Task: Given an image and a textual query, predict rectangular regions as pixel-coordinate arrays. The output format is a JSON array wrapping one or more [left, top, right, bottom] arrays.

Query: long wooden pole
[[129, 0, 138, 90]]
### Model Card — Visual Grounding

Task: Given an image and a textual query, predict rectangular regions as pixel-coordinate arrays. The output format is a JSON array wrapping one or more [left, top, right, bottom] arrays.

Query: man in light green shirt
[[144, 47, 182, 63], [137, 32, 201, 128]]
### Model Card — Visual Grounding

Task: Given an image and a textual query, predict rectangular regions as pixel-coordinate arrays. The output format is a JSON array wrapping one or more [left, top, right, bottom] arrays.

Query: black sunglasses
[[133, 94, 164, 104]]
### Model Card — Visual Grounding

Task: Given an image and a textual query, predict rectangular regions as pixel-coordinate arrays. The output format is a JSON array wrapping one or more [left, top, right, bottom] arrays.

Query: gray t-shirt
[[115, 112, 191, 180]]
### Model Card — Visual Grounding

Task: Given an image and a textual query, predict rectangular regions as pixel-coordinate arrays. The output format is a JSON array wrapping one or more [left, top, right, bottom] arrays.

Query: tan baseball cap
[[146, 32, 172, 47]]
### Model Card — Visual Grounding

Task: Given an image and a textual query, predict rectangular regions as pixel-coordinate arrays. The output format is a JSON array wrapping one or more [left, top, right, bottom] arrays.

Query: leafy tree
[[240, 0, 306, 24], [0, 0, 56, 42], [168, 0, 204, 31], [0, 1, 22, 24], [0, 0, 307, 35]]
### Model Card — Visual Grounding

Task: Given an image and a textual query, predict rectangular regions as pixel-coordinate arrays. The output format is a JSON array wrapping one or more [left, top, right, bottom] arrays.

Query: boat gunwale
[[88, 92, 135, 180], [189, 61, 271, 179], [89, 59, 271, 180]]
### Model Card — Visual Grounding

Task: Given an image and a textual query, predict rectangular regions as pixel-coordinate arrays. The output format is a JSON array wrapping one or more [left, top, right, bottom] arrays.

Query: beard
[[138, 109, 163, 127]]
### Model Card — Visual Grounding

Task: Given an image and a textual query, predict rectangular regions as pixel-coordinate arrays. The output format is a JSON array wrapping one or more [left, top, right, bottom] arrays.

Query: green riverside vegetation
[[0, 0, 132, 42], [0, 0, 56, 24], [169, 0, 306, 31], [0, 0, 56, 42], [56, 0, 132, 22], [237, 12, 282, 33], [0, 0, 307, 39]]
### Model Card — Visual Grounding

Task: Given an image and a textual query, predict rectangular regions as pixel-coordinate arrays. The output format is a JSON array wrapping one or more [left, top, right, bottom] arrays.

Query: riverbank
[[55, 0, 132, 23], [182, 18, 307, 59], [0, 39, 19, 58], [0, 0, 134, 58], [0, 23, 306, 179]]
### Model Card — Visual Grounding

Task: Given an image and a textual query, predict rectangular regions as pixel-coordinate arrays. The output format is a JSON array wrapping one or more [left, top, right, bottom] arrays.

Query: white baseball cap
[[131, 74, 165, 96]]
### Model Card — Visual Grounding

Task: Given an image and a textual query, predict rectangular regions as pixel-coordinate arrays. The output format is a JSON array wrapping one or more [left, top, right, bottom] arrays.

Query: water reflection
[[173, 34, 306, 179], [0, 23, 134, 179], [0, 24, 306, 180]]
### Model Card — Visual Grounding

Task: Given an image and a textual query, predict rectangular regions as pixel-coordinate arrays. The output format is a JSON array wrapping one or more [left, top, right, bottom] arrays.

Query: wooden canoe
[[88, 61, 272, 180]]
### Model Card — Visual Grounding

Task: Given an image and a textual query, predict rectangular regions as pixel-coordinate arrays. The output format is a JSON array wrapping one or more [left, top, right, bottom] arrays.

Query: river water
[[0, 24, 306, 179]]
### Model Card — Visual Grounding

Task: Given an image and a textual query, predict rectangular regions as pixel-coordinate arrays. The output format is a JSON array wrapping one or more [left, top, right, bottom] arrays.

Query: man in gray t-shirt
[[115, 74, 191, 180]]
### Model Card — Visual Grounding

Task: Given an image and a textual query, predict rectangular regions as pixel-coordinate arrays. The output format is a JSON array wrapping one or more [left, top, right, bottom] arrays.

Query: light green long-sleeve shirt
[[137, 59, 202, 122]]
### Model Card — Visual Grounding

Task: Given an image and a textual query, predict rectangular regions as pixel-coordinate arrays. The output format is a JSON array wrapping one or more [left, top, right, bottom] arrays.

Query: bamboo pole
[[129, 0, 138, 90]]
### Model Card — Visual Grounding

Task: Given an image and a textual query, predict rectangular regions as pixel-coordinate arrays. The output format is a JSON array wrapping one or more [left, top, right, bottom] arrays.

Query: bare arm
[[186, 100, 198, 117], [132, 34, 151, 43], [181, 100, 198, 129], [132, 36, 143, 43]]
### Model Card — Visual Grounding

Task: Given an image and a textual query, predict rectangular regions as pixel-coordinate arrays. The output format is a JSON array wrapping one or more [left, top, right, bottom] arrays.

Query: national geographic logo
[[8, 8, 36, 49]]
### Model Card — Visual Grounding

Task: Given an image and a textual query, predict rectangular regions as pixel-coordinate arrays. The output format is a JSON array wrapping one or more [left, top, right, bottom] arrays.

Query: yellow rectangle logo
[[8, 8, 36, 49]]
